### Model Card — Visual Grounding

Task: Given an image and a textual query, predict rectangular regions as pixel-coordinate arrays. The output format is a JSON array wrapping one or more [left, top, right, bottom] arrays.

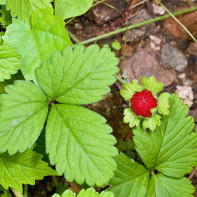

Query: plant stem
[[81, 7, 197, 44], [158, 1, 197, 43], [67, 29, 80, 44], [52, 176, 58, 187], [115, 74, 126, 84], [24, 185, 28, 197], [11, 188, 24, 197]]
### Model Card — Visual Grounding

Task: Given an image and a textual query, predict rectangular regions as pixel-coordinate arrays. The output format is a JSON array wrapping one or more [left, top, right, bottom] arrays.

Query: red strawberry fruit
[[130, 90, 157, 117]]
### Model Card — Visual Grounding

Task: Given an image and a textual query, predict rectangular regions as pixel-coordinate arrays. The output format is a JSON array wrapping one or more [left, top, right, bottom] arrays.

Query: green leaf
[[0, 185, 11, 197], [157, 92, 170, 115], [112, 42, 121, 50], [0, 80, 48, 155], [133, 93, 197, 178], [3, 8, 72, 81], [53, 188, 114, 197], [142, 76, 163, 95], [120, 80, 143, 101], [142, 113, 161, 131], [55, 0, 94, 20], [0, 71, 24, 94], [0, 148, 57, 193], [109, 153, 150, 197], [46, 104, 118, 187], [37, 44, 119, 105], [123, 108, 140, 128], [6, 0, 53, 24], [0, 0, 5, 5], [0, 43, 20, 81], [146, 174, 195, 197], [0, 5, 12, 28]]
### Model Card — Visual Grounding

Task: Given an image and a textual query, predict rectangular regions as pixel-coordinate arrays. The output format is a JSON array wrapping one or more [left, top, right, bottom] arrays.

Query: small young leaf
[[6, 0, 53, 24], [55, 0, 94, 20], [109, 153, 150, 197], [142, 76, 163, 95], [146, 174, 194, 197], [0, 148, 57, 193], [0, 81, 48, 155], [0, 43, 20, 81], [46, 104, 118, 187], [4, 8, 72, 81], [133, 93, 197, 178], [37, 44, 119, 105], [53, 188, 114, 197]]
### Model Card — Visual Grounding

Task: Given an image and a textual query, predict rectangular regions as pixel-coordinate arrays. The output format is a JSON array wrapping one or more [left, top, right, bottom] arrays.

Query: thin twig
[[158, 1, 197, 43], [129, 0, 149, 9], [189, 167, 197, 180], [66, 29, 80, 44], [81, 7, 197, 44], [102, 2, 124, 15], [24, 185, 28, 197], [65, 17, 76, 25]]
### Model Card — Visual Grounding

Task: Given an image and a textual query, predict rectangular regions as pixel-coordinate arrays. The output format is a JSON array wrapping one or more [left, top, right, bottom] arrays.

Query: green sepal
[[52, 188, 114, 197], [158, 92, 170, 115], [142, 114, 161, 131], [123, 108, 140, 128], [142, 76, 163, 94], [120, 80, 143, 101]]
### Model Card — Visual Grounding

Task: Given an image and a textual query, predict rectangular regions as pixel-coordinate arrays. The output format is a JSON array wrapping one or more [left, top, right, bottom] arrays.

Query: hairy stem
[[81, 7, 197, 44]]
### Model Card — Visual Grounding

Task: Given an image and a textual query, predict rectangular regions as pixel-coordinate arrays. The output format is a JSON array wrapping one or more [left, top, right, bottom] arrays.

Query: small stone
[[75, 23, 83, 30], [176, 86, 194, 107], [91, 0, 126, 24], [178, 73, 186, 80], [123, 9, 155, 43], [152, 3, 165, 15], [163, 11, 197, 40], [123, 45, 176, 87], [187, 42, 197, 56], [149, 35, 162, 45], [161, 44, 188, 72]]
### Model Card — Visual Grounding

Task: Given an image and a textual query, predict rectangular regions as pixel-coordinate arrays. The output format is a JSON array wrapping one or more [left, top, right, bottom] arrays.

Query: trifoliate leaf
[[142, 76, 163, 95], [6, 0, 53, 24], [146, 174, 195, 197], [0, 80, 48, 155], [0, 148, 57, 193], [123, 108, 140, 128], [37, 44, 119, 105], [46, 104, 118, 187], [109, 153, 150, 197], [0, 6, 12, 28], [157, 92, 170, 115], [0, 43, 20, 81], [120, 80, 143, 101], [3, 8, 72, 81], [55, 0, 94, 20], [53, 188, 114, 197], [133, 93, 197, 178]]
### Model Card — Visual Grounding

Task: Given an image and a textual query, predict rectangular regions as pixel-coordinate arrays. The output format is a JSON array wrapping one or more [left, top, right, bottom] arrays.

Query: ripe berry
[[131, 90, 157, 117]]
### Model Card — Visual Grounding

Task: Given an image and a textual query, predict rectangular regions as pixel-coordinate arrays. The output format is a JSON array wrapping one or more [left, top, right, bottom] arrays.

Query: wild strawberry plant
[[0, 0, 119, 195], [109, 77, 197, 197], [0, 0, 196, 196]]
